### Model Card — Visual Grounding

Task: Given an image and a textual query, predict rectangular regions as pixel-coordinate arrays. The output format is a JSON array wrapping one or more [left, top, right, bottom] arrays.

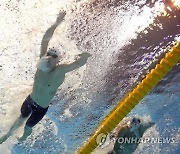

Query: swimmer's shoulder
[[55, 64, 67, 72], [116, 125, 129, 137]]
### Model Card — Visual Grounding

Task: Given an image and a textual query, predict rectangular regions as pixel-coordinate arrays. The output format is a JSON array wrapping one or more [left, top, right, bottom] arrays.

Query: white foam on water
[[64, 107, 73, 118], [0, 82, 32, 152], [0, 0, 81, 152], [93, 116, 160, 154], [1, 0, 179, 153]]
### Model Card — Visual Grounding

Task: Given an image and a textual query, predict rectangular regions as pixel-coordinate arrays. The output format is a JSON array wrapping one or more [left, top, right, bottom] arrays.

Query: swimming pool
[[0, 0, 179, 153]]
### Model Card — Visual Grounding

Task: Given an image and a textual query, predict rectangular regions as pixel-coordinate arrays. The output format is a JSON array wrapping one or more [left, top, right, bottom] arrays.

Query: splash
[[0, 0, 179, 153], [173, 0, 180, 7]]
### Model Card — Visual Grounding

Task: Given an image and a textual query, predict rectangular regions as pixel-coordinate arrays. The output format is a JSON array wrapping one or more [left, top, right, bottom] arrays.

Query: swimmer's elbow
[[62, 61, 86, 73]]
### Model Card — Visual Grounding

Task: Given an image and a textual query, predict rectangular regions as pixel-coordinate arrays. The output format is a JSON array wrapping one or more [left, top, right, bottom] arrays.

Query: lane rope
[[77, 42, 180, 154]]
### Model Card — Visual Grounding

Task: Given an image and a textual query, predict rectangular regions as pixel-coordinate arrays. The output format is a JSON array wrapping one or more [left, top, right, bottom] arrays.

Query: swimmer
[[109, 117, 155, 154], [0, 11, 91, 144]]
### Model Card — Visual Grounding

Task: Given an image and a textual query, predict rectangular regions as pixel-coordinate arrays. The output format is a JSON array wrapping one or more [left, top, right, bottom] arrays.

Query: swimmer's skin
[[17, 53, 90, 142], [110, 121, 155, 154], [0, 11, 91, 143], [30, 52, 91, 108]]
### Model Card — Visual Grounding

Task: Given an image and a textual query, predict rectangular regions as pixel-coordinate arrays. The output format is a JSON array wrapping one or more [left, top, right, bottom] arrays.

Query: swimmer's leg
[[0, 115, 26, 144], [0, 96, 33, 144], [18, 125, 32, 142], [18, 105, 48, 142]]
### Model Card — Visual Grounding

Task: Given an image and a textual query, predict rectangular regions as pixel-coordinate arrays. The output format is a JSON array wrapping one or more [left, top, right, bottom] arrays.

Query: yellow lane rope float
[[77, 42, 180, 154]]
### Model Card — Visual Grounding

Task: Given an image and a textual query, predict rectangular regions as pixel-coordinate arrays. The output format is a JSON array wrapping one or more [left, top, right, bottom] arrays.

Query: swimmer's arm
[[40, 11, 66, 58], [134, 129, 141, 138], [58, 52, 91, 73], [117, 127, 126, 138]]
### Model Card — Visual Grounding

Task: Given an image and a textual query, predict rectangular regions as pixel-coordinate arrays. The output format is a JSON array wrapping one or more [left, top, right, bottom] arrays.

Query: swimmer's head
[[131, 117, 141, 125], [37, 48, 60, 73], [128, 117, 141, 132], [46, 48, 60, 59]]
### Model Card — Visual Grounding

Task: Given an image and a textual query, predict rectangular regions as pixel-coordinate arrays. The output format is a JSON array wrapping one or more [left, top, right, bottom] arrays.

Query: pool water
[[0, 0, 179, 153]]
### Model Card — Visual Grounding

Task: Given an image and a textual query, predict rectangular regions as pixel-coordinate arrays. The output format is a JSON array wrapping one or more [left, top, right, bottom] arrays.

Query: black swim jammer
[[21, 95, 48, 127]]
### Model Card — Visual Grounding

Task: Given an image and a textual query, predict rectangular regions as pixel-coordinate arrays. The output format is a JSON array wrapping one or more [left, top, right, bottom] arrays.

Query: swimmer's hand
[[56, 10, 66, 24], [78, 52, 91, 58]]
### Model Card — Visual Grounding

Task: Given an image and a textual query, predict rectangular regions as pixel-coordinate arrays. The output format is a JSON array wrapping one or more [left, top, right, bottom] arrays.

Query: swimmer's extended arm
[[116, 127, 127, 138], [59, 52, 91, 73], [40, 11, 66, 58]]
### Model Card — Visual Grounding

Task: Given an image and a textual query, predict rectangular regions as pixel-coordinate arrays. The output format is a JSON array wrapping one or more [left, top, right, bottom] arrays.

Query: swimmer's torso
[[30, 67, 65, 108]]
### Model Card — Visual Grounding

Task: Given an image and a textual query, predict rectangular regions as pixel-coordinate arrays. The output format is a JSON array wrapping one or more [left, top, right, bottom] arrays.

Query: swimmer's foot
[[17, 136, 27, 142], [0, 135, 8, 144]]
